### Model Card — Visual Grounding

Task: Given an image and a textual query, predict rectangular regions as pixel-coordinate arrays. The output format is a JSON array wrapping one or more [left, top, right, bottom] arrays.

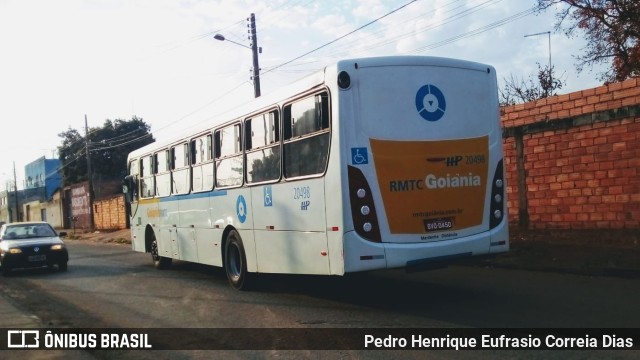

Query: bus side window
[[246, 110, 281, 184], [140, 155, 155, 198], [191, 133, 214, 192], [283, 92, 330, 178], [155, 149, 171, 197], [171, 143, 190, 195], [215, 123, 243, 188]]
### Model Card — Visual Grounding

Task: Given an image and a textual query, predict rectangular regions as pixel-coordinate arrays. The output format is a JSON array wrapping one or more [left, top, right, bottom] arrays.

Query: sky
[[0, 0, 609, 189]]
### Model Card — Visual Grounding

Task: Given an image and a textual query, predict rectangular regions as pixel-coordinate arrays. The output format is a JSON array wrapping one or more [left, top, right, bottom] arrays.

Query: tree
[[500, 63, 566, 105], [58, 116, 154, 187], [58, 127, 85, 186], [536, 0, 640, 83]]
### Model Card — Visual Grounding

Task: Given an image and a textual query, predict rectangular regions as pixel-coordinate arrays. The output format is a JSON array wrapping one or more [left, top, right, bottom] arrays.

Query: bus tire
[[224, 230, 252, 290], [150, 234, 172, 270]]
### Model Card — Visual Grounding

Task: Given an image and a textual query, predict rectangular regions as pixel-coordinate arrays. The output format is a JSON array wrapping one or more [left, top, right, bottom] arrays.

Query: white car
[[0, 222, 69, 276]]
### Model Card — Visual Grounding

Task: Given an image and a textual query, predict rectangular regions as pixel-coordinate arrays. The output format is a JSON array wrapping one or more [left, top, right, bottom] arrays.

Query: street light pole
[[524, 31, 552, 94], [214, 13, 261, 98]]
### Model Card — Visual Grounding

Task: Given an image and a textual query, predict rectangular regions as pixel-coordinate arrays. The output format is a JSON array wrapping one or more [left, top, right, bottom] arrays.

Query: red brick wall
[[501, 78, 640, 230], [93, 194, 128, 230]]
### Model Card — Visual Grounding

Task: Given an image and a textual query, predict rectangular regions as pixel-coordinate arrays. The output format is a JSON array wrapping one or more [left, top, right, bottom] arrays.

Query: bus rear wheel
[[224, 230, 252, 290], [150, 235, 172, 270]]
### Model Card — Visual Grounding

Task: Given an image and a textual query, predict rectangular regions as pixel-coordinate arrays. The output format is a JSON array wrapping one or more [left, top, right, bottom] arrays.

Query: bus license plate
[[28, 255, 46, 262], [423, 217, 454, 232]]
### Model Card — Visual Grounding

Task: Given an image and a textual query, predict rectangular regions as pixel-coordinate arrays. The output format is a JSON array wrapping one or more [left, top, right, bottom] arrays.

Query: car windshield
[[2, 224, 56, 239]]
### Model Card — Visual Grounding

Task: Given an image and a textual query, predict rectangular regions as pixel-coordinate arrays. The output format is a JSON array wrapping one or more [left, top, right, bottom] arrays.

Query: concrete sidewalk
[[0, 292, 41, 328], [0, 292, 96, 359]]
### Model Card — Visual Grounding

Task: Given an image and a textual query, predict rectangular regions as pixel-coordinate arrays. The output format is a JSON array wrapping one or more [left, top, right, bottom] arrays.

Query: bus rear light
[[489, 159, 505, 229], [348, 165, 382, 242]]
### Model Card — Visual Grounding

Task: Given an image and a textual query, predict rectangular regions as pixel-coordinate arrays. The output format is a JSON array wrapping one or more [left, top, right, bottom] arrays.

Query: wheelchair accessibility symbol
[[351, 147, 368, 165], [415, 84, 446, 122], [236, 195, 247, 223], [263, 186, 273, 207]]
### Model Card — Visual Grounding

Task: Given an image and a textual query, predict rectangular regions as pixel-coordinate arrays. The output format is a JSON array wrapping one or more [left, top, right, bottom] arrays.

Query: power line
[[409, 6, 537, 53], [262, 0, 420, 76], [316, 0, 473, 59]]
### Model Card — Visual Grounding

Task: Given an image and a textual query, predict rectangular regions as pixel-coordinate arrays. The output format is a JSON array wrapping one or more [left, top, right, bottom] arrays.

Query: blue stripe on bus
[[157, 190, 228, 202]]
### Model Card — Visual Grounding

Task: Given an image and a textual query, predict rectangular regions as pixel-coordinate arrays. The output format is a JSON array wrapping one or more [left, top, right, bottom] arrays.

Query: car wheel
[[150, 235, 172, 270], [1, 265, 11, 277], [224, 230, 253, 290]]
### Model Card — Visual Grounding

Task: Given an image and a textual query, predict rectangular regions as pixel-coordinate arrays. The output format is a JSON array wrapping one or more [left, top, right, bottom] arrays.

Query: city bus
[[123, 56, 508, 290]]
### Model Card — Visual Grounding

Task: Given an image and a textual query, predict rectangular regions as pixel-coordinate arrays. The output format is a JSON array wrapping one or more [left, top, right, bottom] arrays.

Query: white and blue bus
[[123, 56, 508, 290]]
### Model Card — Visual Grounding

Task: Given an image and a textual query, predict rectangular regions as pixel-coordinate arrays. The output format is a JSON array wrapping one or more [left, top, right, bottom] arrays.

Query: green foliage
[[57, 116, 154, 186]]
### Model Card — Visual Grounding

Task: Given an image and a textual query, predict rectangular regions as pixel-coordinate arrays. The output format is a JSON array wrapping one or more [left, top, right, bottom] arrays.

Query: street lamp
[[214, 13, 262, 98], [213, 34, 249, 49], [524, 31, 552, 94]]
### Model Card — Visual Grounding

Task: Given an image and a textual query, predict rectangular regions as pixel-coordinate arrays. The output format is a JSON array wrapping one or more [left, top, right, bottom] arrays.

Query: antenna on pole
[[524, 31, 552, 95]]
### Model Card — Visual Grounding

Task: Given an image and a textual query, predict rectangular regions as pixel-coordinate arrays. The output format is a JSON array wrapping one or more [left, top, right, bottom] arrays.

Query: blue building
[[25, 156, 61, 200]]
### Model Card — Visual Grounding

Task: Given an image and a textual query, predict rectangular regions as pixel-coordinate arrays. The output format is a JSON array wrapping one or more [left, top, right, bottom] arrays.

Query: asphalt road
[[1, 240, 638, 359]]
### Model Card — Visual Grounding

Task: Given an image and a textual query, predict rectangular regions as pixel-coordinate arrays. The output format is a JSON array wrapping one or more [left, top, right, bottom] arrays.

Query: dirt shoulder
[[63, 228, 131, 245], [63, 228, 640, 278], [473, 229, 640, 278]]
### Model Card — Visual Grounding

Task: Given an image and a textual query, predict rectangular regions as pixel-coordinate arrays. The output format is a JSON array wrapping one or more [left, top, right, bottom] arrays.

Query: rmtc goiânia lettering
[[390, 173, 482, 192]]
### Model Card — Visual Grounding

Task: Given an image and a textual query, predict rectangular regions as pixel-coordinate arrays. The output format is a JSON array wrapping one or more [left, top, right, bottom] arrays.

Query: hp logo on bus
[[415, 84, 446, 122]]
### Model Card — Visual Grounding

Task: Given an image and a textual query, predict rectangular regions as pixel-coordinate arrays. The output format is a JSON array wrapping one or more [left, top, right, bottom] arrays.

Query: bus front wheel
[[224, 230, 252, 290], [150, 234, 172, 270]]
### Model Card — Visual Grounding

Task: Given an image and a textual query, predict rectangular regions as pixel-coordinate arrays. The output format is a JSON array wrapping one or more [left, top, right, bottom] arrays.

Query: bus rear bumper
[[344, 223, 508, 273]]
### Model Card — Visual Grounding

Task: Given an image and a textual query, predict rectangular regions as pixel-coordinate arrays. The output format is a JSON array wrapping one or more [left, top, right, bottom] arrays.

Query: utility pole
[[248, 13, 261, 98], [85, 115, 95, 231], [12, 161, 19, 222]]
